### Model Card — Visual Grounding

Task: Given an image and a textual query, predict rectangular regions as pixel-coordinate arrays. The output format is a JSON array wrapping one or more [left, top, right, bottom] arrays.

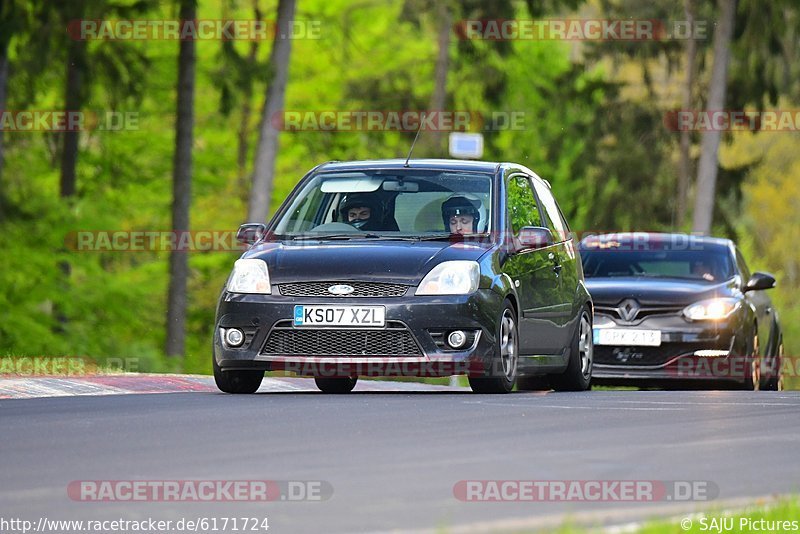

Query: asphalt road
[[2, 387, 800, 533]]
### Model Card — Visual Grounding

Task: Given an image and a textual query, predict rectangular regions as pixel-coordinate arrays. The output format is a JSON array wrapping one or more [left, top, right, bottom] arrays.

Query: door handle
[[549, 252, 562, 274]]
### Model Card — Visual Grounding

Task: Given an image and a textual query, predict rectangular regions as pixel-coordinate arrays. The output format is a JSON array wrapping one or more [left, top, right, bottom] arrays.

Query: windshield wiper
[[289, 233, 407, 241], [415, 233, 459, 241], [625, 273, 710, 281], [290, 233, 362, 240], [289, 233, 486, 242], [416, 232, 492, 241]]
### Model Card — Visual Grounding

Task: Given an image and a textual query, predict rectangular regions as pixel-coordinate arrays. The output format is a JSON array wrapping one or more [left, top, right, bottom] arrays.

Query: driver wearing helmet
[[339, 193, 382, 231], [441, 195, 481, 235]]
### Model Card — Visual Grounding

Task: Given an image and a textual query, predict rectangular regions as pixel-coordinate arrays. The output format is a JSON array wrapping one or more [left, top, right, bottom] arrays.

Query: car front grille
[[595, 305, 683, 323], [594, 344, 699, 366], [261, 320, 422, 356], [277, 282, 408, 298]]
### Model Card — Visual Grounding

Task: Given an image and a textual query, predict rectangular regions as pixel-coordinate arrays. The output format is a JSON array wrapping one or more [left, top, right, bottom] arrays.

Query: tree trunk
[[0, 43, 8, 219], [237, 75, 254, 198], [237, 0, 262, 203], [247, 0, 296, 223], [60, 37, 85, 198], [165, 0, 197, 358], [692, 0, 736, 234], [676, 0, 697, 228], [427, 0, 451, 157]]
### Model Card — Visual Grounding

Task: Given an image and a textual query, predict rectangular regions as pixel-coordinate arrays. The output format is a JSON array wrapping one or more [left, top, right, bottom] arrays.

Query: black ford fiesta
[[213, 159, 593, 394], [580, 232, 783, 390]]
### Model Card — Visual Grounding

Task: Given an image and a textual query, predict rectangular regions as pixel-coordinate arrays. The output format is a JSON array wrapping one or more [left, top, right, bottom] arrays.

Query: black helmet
[[441, 195, 481, 232], [339, 193, 382, 229]]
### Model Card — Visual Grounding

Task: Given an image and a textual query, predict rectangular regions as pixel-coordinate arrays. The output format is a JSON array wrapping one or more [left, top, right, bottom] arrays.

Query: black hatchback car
[[213, 159, 593, 394], [580, 233, 782, 390]]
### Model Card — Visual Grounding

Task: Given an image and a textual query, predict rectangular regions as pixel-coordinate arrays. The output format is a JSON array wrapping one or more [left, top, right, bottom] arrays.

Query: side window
[[506, 175, 542, 234], [531, 178, 568, 242], [735, 249, 751, 282], [281, 188, 328, 232]]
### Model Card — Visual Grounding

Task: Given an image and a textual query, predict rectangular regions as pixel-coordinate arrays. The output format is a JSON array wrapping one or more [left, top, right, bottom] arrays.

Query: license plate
[[293, 305, 386, 327], [594, 328, 662, 347]]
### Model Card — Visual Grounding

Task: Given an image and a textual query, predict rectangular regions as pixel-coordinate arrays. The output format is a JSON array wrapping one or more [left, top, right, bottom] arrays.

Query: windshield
[[581, 247, 735, 282], [272, 170, 493, 239]]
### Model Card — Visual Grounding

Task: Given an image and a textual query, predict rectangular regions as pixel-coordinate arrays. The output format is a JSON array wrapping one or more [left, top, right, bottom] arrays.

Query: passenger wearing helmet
[[441, 195, 481, 235], [339, 193, 382, 231]]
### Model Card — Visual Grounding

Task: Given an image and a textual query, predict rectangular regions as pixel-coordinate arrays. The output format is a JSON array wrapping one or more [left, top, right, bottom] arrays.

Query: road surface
[[1, 378, 799, 532]]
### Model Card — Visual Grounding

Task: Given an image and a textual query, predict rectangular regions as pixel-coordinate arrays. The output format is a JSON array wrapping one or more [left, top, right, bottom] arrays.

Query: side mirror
[[236, 223, 267, 245], [744, 271, 776, 292], [517, 226, 553, 250]]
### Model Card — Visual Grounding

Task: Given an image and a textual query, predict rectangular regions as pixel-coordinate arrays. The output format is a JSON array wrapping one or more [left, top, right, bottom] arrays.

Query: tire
[[762, 338, 783, 391], [742, 330, 760, 391], [315, 376, 358, 393], [516, 376, 551, 391], [469, 300, 518, 394], [550, 308, 593, 392], [213, 357, 264, 394]]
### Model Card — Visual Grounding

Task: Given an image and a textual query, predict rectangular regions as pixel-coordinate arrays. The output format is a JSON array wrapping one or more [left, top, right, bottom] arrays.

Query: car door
[[501, 173, 563, 355], [530, 176, 578, 351]]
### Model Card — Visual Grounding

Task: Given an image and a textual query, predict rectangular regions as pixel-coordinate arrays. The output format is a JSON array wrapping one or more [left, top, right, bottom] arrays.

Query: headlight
[[227, 259, 271, 294], [683, 298, 740, 321], [416, 261, 480, 295]]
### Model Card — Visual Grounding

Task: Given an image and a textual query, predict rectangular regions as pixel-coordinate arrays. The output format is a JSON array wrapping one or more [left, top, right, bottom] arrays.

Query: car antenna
[[404, 112, 425, 168]]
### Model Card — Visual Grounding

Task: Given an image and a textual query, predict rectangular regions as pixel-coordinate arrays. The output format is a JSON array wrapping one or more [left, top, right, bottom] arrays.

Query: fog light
[[447, 330, 467, 349], [224, 328, 245, 347], [694, 349, 729, 357]]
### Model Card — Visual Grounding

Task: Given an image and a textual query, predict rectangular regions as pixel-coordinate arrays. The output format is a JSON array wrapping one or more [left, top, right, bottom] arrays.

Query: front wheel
[[550, 309, 593, 392], [469, 301, 518, 394], [762, 338, 783, 391], [742, 331, 760, 391], [213, 357, 264, 394], [315, 376, 358, 393]]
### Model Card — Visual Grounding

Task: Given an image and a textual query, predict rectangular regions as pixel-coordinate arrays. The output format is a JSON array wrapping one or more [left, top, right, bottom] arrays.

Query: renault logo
[[616, 299, 640, 322], [328, 284, 355, 296]]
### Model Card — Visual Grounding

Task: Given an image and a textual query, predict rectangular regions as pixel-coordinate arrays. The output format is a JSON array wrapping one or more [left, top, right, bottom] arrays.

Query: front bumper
[[591, 313, 749, 386], [213, 288, 501, 377]]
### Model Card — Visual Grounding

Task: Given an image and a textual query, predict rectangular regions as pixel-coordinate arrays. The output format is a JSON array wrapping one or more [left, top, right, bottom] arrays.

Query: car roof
[[579, 232, 734, 249], [315, 158, 505, 174]]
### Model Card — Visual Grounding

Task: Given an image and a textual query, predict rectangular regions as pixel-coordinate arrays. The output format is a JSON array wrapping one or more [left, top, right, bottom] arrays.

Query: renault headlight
[[683, 298, 739, 321], [416, 261, 480, 295], [227, 259, 271, 294]]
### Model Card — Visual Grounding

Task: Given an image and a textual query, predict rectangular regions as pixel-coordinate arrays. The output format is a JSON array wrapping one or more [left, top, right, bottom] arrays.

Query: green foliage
[[729, 129, 800, 388], [1, 0, 797, 383]]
